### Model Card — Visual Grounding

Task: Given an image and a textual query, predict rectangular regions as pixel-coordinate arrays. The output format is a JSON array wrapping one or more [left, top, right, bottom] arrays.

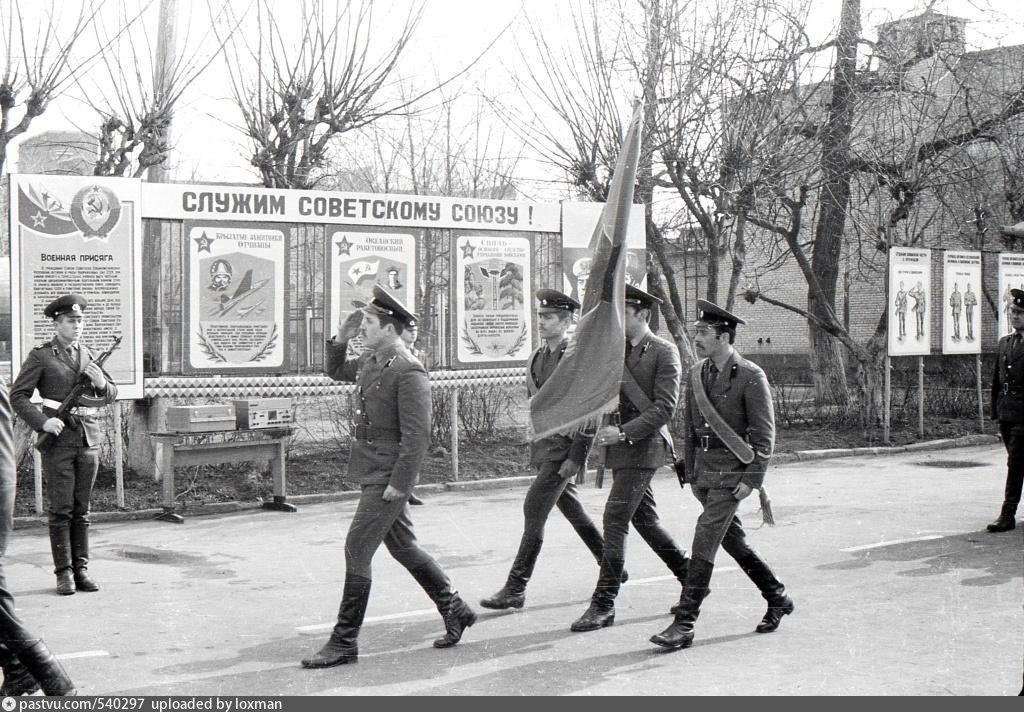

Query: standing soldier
[[1, 376, 76, 695], [909, 281, 927, 341], [894, 282, 908, 340], [302, 286, 475, 669], [570, 285, 690, 633], [949, 283, 962, 341], [650, 300, 793, 650], [987, 288, 1024, 533], [963, 284, 978, 342], [480, 289, 618, 611], [10, 295, 117, 596]]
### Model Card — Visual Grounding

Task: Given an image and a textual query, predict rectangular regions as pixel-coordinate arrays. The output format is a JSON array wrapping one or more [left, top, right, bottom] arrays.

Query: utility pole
[[130, 0, 179, 477]]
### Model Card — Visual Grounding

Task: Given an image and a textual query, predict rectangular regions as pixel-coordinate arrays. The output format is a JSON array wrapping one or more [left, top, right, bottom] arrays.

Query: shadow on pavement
[[817, 530, 1023, 586], [107, 607, 714, 696]]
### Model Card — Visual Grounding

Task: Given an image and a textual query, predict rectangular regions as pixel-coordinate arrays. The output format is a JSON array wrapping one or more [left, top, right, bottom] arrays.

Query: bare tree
[[215, 0, 425, 190]]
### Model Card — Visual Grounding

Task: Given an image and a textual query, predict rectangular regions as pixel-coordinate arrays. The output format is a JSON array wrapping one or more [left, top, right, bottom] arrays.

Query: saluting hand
[[337, 310, 364, 342], [42, 417, 64, 435], [83, 362, 106, 390]]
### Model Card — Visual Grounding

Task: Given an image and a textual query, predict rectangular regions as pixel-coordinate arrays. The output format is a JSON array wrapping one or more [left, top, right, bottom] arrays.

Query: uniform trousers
[[522, 461, 603, 549], [997, 422, 1024, 505], [344, 484, 449, 586], [592, 467, 689, 609], [689, 484, 784, 597], [42, 445, 98, 528]]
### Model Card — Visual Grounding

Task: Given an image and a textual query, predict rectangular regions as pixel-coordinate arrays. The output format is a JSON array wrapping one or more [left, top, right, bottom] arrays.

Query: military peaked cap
[[536, 288, 580, 313], [625, 284, 662, 309], [695, 298, 745, 328], [1011, 289, 1024, 310], [363, 285, 418, 328], [44, 294, 89, 319]]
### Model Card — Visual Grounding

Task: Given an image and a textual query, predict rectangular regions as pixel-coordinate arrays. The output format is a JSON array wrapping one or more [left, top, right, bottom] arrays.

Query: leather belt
[[41, 399, 102, 417], [698, 433, 728, 451], [353, 424, 401, 442]]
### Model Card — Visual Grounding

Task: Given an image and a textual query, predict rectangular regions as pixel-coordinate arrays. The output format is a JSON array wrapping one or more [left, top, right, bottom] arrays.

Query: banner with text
[[998, 253, 1024, 337], [452, 233, 532, 368], [326, 228, 418, 358], [941, 251, 982, 354], [9, 174, 143, 398], [143, 183, 560, 232], [888, 247, 932, 356], [184, 222, 289, 373], [561, 202, 647, 303]]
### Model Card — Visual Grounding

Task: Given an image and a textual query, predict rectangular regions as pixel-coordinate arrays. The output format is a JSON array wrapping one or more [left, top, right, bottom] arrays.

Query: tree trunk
[[808, 0, 859, 406]]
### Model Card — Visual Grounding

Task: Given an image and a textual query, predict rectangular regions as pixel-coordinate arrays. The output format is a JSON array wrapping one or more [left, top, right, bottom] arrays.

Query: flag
[[529, 99, 644, 439], [17, 183, 77, 235]]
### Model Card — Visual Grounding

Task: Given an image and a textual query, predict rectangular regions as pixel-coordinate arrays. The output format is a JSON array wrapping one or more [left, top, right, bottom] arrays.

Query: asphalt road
[[4, 443, 1021, 696]]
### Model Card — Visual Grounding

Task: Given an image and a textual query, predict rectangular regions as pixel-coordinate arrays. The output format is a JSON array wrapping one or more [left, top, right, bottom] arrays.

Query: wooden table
[[150, 428, 298, 523]]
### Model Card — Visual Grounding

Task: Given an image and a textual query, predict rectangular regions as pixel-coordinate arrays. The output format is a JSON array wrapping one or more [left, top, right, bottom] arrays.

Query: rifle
[[35, 335, 122, 454]]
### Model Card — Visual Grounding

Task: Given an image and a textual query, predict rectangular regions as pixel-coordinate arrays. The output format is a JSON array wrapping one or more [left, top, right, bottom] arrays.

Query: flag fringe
[[529, 397, 619, 441], [758, 487, 775, 526]]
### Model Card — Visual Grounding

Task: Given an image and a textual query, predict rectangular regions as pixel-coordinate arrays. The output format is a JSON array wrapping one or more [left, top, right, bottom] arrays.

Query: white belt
[[41, 399, 102, 417]]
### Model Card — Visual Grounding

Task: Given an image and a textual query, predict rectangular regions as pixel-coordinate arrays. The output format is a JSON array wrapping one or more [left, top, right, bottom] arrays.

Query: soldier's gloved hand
[[42, 417, 65, 435], [83, 362, 106, 389], [558, 458, 581, 479], [337, 310, 364, 342]]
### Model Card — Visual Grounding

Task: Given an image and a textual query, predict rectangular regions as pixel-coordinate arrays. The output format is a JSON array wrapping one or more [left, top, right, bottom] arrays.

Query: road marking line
[[297, 607, 436, 633], [622, 567, 738, 586], [840, 535, 946, 553], [56, 651, 110, 660]]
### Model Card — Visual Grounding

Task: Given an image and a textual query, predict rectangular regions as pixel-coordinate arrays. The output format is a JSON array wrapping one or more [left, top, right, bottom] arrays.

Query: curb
[[13, 433, 1000, 529]]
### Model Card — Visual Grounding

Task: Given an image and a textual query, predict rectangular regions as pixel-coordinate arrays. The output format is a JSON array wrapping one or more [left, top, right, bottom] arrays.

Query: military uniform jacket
[[9, 339, 117, 448], [604, 331, 680, 470], [526, 338, 593, 466], [681, 352, 774, 490], [990, 332, 1024, 423], [325, 340, 430, 493]]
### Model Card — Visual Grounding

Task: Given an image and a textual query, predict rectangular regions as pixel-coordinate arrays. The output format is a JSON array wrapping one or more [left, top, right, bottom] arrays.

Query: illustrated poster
[[453, 233, 532, 368], [561, 202, 646, 305], [888, 247, 932, 356], [997, 253, 1024, 337], [9, 174, 143, 398], [941, 251, 982, 354], [326, 228, 417, 358], [183, 222, 289, 373]]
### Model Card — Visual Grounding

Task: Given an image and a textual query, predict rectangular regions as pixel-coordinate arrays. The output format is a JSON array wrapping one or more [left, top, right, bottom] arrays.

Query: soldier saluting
[[650, 299, 793, 650], [10, 295, 117, 596], [302, 285, 476, 669]]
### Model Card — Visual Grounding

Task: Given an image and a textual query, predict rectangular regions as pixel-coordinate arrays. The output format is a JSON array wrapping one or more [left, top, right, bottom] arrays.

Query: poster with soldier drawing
[[8, 174, 144, 398], [183, 221, 289, 373], [942, 251, 982, 354], [326, 228, 418, 358], [452, 232, 532, 368], [997, 253, 1024, 337], [561, 201, 646, 304], [888, 247, 931, 356]]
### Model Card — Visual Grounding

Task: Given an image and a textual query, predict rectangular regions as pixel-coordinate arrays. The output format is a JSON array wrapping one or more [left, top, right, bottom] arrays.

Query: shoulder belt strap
[[620, 366, 673, 452], [690, 367, 754, 465]]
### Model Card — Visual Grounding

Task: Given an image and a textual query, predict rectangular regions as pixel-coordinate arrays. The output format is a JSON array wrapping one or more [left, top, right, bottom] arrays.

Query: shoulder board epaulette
[[384, 355, 398, 368], [33, 343, 49, 350]]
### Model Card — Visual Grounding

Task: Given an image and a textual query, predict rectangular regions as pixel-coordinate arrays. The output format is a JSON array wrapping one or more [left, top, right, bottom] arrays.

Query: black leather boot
[[756, 595, 795, 633], [0, 644, 40, 696], [301, 575, 371, 668], [48, 526, 75, 596], [733, 551, 793, 633], [14, 640, 76, 695], [408, 563, 477, 648], [987, 501, 1018, 533], [480, 535, 541, 609], [569, 604, 615, 632], [650, 558, 713, 649], [70, 521, 99, 592]]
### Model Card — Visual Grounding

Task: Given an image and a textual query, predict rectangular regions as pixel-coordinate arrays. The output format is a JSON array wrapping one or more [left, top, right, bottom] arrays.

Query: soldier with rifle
[[10, 295, 118, 596]]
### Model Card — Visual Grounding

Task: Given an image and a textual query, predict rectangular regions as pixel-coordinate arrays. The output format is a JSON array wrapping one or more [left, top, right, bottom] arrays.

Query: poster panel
[[888, 247, 932, 356], [325, 227, 418, 358], [941, 251, 982, 354], [560, 202, 646, 304], [9, 174, 143, 398], [183, 221, 289, 373], [452, 232, 532, 368], [997, 253, 1024, 337]]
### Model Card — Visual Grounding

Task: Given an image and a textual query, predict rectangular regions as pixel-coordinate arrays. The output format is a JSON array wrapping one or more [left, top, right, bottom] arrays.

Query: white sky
[[7, 0, 1024, 188]]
